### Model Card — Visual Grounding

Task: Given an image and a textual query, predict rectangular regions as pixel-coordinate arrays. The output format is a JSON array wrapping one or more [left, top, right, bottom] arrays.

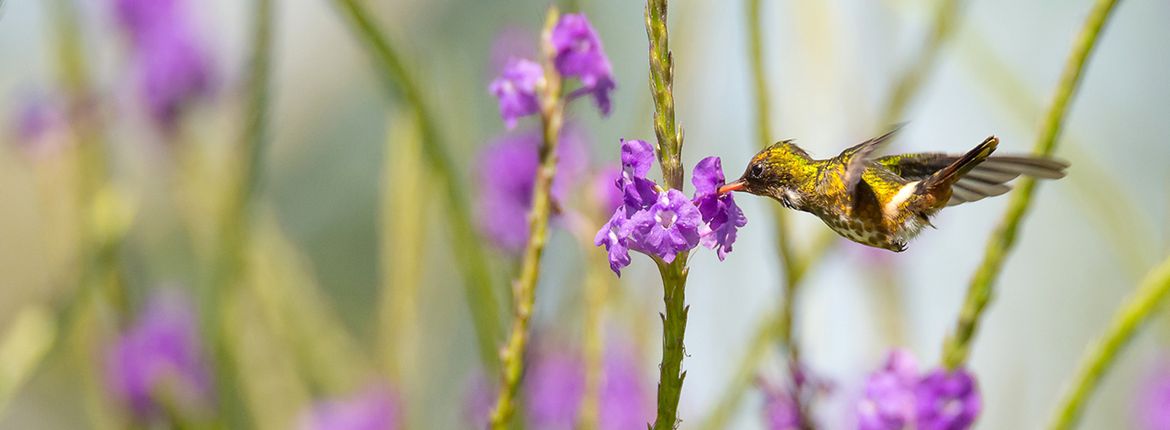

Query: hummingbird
[[718, 129, 1068, 251]]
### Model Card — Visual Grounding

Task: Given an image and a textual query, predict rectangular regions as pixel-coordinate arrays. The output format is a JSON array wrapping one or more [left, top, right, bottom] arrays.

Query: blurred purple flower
[[691, 157, 747, 260], [525, 350, 585, 429], [476, 128, 586, 253], [916, 369, 980, 430], [1136, 361, 1170, 430], [111, 0, 212, 131], [9, 94, 69, 157], [299, 386, 401, 430], [598, 344, 653, 429], [592, 167, 623, 216], [463, 372, 496, 429], [857, 350, 921, 430], [763, 387, 803, 430], [106, 290, 213, 420], [489, 58, 544, 129], [551, 13, 615, 115]]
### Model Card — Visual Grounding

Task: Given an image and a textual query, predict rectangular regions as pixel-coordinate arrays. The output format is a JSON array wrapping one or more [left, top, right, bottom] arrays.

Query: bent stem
[[331, 0, 503, 370], [1047, 254, 1170, 430], [942, 0, 1120, 369], [489, 8, 566, 429]]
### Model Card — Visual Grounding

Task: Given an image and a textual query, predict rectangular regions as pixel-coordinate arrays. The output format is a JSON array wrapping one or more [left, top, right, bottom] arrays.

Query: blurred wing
[[839, 125, 905, 195], [877, 153, 1068, 206]]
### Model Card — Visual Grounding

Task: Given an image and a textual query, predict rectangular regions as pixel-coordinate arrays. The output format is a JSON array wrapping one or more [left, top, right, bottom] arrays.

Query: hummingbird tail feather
[[922, 136, 999, 192]]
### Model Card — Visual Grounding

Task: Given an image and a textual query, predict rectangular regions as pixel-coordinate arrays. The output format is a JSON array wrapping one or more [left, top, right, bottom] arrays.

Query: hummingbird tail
[[922, 135, 999, 192]]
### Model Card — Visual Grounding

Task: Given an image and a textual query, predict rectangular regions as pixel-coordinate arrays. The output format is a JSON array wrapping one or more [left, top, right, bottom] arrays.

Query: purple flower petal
[[489, 58, 544, 129], [915, 368, 981, 430], [857, 350, 920, 430], [691, 157, 747, 260], [299, 386, 401, 430], [551, 13, 615, 115]]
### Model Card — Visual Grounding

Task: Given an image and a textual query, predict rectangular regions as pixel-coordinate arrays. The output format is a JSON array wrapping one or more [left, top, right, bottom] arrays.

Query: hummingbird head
[[719, 140, 812, 209]]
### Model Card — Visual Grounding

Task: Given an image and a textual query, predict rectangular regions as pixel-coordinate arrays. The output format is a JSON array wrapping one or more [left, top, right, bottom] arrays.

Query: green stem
[[646, 0, 683, 191], [1047, 254, 1170, 430], [206, 0, 274, 427], [645, 0, 692, 428], [331, 0, 503, 370], [653, 257, 690, 430], [942, 0, 1120, 369], [489, 8, 566, 429]]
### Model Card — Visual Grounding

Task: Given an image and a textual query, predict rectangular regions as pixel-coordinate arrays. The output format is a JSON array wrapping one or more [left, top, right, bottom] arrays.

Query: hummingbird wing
[[876, 150, 1068, 206], [839, 125, 904, 197]]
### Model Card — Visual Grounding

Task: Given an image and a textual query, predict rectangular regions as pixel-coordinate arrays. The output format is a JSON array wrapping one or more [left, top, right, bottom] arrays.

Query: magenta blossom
[[489, 58, 544, 129], [550, 13, 615, 115], [857, 349, 981, 430], [692, 157, 748, 260]]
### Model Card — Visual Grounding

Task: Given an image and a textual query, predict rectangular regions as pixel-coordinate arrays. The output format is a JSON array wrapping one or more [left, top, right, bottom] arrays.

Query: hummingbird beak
[[718, 180, 746, 194]]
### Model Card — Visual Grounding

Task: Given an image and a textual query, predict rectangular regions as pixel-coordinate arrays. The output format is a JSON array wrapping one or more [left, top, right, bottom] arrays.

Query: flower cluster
[[298, 386, 401, 430], [111, 0, 212, 131], [489, 13, 614, 128], [594, 139, 747, 275], [857, 350, 981, 430], [476, 127, 586, 253], [105, 290, 214, 421]]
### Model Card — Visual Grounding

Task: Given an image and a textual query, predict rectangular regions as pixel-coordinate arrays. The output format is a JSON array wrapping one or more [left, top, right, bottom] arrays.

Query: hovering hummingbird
[[718, 129, 1068, 251]]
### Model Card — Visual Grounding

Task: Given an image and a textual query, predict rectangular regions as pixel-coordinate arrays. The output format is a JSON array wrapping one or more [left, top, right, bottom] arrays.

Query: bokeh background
[[0, 0, 1168, 428]]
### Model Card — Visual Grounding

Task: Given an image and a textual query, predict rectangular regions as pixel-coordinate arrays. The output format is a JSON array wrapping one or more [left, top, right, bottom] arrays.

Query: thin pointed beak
[[718, 180, 746, 194]]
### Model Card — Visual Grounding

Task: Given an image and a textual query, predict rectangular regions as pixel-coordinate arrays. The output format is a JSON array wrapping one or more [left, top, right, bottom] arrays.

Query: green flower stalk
[[331, 0, 504, 370], [1047, 254, 1170, 430], [942, 0, 1120, 369], [489, 7, 567, 428], [645, 0, 691, 428]]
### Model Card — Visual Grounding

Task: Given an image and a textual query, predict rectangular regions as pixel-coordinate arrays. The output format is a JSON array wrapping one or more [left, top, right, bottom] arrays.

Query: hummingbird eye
[[749, 163, 765, 179]]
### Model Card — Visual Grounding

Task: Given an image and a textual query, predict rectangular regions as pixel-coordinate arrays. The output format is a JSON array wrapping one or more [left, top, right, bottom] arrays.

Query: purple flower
[[299, 386, 401, 430], [595, 206, 635, 275], [631, 189, 702, 263], [763, 388, 802, 430], [598, 344, 653, 429], [857, 350, 920, 430], [551, 14, 615, 115], [111, 0, 212, 131], [592, 167, 623, 216], [9, 93, 69, 157], [916, 369, 980, 430], [489, 58, 544, 129], [525, 350, 585, 428], [1136, 360, 1170, 430], [476, 128, 586, 253], [618, 139, 659, 212], [106, 289, 213, 420], [523, 343, 651, 429], [691, 157, 747, 260]]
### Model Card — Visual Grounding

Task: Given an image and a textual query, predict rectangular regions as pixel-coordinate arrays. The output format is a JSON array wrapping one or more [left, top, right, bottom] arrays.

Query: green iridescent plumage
[[721, 130, 1068, 251]]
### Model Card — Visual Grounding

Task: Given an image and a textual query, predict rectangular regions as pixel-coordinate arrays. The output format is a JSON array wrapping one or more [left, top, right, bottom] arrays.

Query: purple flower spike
[[1136, 361, 1170, 430], [691, 157, 747, 260], [916, 369, 980, 430], [599, 346, 652, 429], [106, 289, 213, 420], [551, 13, 615, 115], [299, 386, 401, 430], [489, 58, 544, 129], [633, 189, 702, 263], [524, 350, 585, 428], [857, 350, 920, 430], [476, 129, 585, 253], [112, 0, 212, 132]]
